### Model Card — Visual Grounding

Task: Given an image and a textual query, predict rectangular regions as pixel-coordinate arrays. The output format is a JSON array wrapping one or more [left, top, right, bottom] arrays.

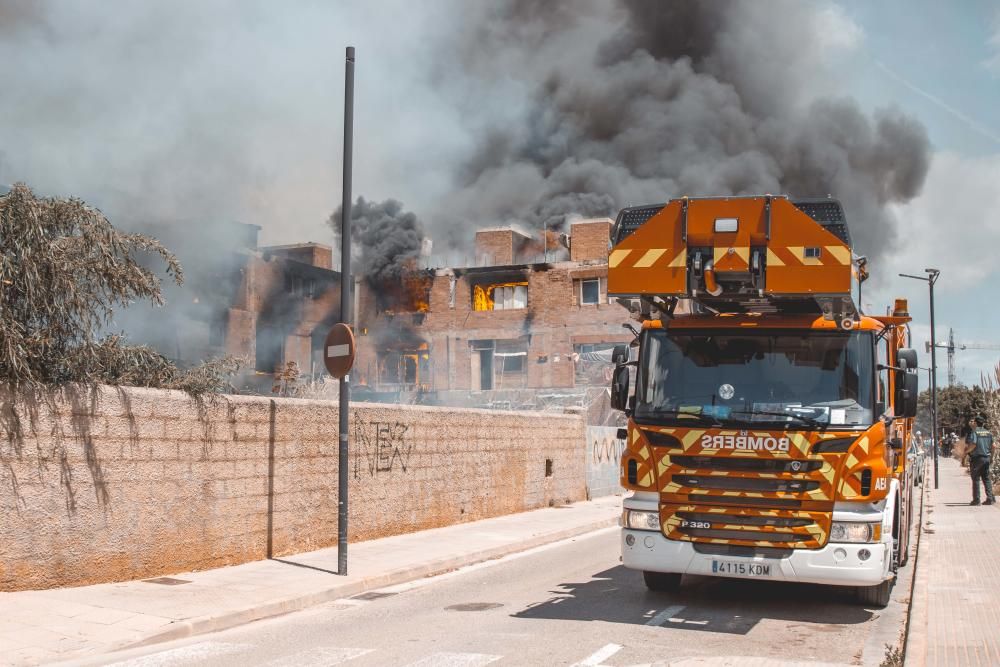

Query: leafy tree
[[0, 184, 239, 392], [915, 384, 986, 439]]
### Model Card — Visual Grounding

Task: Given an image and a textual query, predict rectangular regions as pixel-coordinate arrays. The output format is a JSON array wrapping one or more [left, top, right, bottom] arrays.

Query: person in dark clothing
[[966, 416, 995, 506]]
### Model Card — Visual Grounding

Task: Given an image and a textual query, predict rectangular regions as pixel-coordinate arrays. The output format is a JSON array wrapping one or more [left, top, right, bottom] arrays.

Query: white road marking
[[574, 642, 623, 666], [401, 652, 502, 667], [261, 646, 373, 666], [104, 642, 251, 666], [644, 604, 687, 627]]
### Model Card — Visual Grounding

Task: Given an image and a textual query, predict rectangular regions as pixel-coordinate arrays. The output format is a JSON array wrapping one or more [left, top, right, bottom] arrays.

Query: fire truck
[[607, 195, 919, 607]]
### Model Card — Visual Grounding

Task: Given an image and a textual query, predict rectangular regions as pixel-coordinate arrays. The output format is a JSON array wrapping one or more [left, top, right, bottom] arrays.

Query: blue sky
[[833, 1, 1000, 386]]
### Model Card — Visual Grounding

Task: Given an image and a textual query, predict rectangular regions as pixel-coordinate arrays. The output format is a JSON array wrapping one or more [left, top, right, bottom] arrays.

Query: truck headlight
[[623, 509, 660, 531], [829, 521, 880, 543]]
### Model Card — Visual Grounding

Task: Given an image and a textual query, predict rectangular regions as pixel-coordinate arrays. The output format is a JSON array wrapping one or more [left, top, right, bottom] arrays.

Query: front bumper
[[622, 528, 889, 587], [622, 490, 894, 588]]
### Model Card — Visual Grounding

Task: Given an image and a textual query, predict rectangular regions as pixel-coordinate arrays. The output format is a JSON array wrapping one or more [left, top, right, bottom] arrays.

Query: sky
[[1, 1, 999, 386], [835, 0, 1000, 385]]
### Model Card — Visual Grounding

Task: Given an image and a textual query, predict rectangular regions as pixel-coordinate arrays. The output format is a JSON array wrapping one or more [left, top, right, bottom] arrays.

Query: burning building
[[120, 223, 345, 391], [352, 218, 630, 407]]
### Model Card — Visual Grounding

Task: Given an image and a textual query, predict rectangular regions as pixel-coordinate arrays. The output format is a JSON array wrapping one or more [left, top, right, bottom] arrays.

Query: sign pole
[[338, 45, 355, 576]]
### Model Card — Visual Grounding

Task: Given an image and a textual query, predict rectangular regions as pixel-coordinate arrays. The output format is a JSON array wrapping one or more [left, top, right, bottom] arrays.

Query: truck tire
[[643, 571, 681, 593], [856, 577, 893, 608]]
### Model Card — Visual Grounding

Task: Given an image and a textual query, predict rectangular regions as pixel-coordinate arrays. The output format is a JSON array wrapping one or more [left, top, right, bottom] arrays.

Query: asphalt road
[[91, 525, 914, 667]]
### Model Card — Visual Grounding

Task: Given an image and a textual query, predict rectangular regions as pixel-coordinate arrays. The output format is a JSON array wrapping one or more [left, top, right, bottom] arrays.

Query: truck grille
[[661, 504, 830, 549], [673, 475, 820, 493], [671, 455, 823, 474], [659, 451, 834, 505]]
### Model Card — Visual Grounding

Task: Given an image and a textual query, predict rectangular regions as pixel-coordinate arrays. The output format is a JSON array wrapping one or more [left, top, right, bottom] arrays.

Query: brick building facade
[[134, 224, 344, 389], [352, 219, 631, 398], [147, 218, 628, 404]]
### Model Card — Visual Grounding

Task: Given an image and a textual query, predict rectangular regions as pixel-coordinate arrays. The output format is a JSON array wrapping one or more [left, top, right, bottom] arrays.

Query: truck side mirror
[[894, 370, 919, 418], [897, 348, 918, 371], [611, 365, 630, 412], [612, 344, 629, 365], [903, 372, 919, 417]]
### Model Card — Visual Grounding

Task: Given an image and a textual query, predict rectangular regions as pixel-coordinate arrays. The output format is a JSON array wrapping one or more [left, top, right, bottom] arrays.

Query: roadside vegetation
[[916, 376, 1000, 487], [0, 183, 240, 394]]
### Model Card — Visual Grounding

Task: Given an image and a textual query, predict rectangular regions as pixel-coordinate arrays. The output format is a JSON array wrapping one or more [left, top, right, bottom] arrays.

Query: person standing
[[966, 416, 995, 506]]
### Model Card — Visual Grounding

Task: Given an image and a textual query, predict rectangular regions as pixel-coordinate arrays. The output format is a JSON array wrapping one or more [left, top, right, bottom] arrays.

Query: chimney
[[474, 227, 531, 266], [569, 218, 613, 262]]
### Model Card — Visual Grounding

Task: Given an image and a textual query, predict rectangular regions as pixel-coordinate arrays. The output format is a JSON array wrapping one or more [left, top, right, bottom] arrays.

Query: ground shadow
[[513, 565, 873, 635], [270, 558, 339, 575]]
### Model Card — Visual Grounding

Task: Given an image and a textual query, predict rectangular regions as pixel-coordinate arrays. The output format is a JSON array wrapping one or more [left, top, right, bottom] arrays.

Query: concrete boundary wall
[[586, 426, 626, 499], [0, 386, 586, 591]]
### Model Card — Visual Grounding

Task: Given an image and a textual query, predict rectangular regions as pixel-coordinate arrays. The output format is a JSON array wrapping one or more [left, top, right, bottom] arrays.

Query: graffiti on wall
[[590, 429, 626, 464], [353, 419, 413, 478]]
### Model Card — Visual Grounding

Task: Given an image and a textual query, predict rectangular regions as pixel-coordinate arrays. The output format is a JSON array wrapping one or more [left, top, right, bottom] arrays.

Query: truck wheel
[[643, 571, 681, 592], [856, 578, 893, 608]]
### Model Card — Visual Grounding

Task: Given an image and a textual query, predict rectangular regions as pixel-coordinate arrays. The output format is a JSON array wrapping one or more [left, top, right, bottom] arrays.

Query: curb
[[859, 463, 926, 667], [104, 515, 620, 658], [902, 471, 931, 666]]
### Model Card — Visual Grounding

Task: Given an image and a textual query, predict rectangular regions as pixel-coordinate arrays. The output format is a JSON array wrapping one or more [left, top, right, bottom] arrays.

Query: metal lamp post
[[900, 268, 941, 488], [338, 46, 355, 575]]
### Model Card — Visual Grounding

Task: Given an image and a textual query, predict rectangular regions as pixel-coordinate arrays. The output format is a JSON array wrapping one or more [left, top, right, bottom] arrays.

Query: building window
[[472, 282, 528, 311], [378, 346, 431, 390], [580, 278, 600, 305], [209, 313, 227, 348], [573, 342, 617, 386], [470, 338, 528, 390]]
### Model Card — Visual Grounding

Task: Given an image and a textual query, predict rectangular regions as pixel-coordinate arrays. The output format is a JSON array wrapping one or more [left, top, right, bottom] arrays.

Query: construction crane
[[926, 328, 1000, 385]]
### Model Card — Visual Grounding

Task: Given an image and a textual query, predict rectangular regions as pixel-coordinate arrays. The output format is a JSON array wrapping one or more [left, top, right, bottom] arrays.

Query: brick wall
[[0, 385, 586, 591], [354, 262, 631, 392], [570, 219, 612, 262], [474, 230, 516, 265], [262, 243, 334, 270]]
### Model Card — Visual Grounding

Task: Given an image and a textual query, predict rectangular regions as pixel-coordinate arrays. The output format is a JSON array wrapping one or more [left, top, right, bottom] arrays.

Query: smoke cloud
[[430, 1, 930, 259], [330, 198, 425, 285], [1, 0, 930, 278]]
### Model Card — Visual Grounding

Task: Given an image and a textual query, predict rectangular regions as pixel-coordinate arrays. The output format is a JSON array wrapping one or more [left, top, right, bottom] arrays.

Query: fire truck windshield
[[636, 330, 875, 430]]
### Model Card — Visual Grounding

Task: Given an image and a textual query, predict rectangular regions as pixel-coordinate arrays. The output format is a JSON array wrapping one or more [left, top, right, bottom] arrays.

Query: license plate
[[711, 560, 772, 577]]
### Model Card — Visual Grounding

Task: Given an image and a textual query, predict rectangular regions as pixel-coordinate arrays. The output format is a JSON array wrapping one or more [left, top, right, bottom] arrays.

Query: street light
[[900, 268, 941, 488]]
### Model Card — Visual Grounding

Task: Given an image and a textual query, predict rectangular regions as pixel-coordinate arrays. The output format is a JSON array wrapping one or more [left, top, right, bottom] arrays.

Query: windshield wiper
[[730, 410, 824, 429], [641, 410, 724, 427]]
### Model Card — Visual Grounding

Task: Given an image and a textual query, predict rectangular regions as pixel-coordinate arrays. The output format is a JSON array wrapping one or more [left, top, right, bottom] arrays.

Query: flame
[[402, 271, 431, 312], [473, 284, 493, 311], [374, 262, 432, 313], [473, 281, 528, 311]]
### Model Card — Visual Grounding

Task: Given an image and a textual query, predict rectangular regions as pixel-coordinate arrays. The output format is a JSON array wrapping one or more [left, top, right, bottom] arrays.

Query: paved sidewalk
[[906, 457, 1000, 666], [0, 496, 622, 666]]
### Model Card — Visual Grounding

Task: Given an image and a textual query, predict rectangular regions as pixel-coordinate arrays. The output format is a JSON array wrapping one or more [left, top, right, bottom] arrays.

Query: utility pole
[[901, 268, 940, 488], [338, 46, 355, 575]]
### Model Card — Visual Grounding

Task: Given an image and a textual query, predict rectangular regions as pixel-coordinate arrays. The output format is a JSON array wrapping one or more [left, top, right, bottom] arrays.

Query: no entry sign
[[323, 323, 356, 379]]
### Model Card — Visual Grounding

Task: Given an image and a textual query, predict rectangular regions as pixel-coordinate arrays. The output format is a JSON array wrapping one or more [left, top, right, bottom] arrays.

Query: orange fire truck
[[607, 195, 919, 607]]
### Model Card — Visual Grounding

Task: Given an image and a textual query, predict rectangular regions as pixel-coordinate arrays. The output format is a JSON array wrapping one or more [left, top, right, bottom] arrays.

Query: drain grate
[[445, 602, 503, 612], [144, 577, 191, 586], [351, 591, 398, 601]]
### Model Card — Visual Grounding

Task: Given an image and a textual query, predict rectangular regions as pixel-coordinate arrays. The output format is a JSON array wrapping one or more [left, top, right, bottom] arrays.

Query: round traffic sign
[[323, 323, 356, 379]]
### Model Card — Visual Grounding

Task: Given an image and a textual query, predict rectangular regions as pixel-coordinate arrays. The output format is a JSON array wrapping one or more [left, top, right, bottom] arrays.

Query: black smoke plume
[[434, 1, 931, 260], [329, 197, 425, 284]]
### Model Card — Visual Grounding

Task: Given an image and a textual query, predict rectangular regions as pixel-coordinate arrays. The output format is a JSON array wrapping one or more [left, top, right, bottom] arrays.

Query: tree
[[979, 365, 1000, 486], [915, 384, 986, 439], [0, 184, 239, 392]]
